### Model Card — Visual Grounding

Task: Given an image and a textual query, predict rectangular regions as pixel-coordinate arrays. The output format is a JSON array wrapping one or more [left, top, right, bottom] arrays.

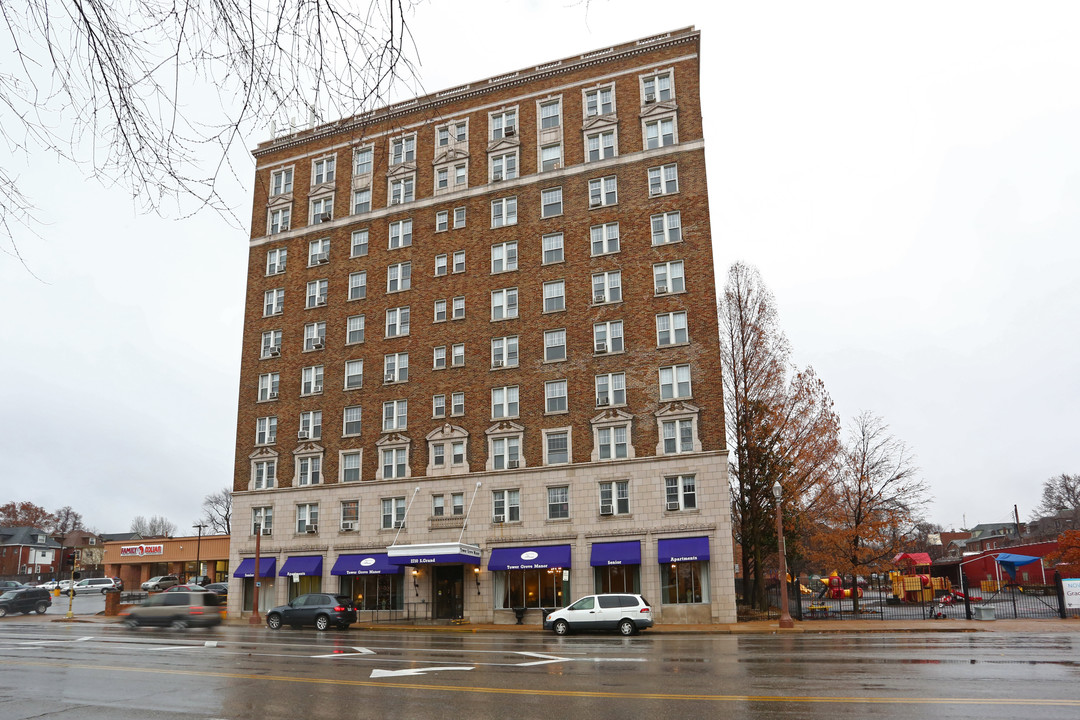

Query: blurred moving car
[[543, 593, 653, 636], [163, 584, 206, 593], [204, 582, 229, 598], [119, 591, 222, 630], [0, 587, 52, 616], [265, 593, 357, 631], [72, 577, 121, 594], [0, 581, 25, 590], [141, 575, 180, 592]]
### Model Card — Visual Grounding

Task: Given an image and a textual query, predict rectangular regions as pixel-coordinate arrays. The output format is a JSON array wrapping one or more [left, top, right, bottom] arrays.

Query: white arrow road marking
[[370, 666, 474, 678], [587, 657, 647, 662], [18, 636, 93, 645], [312, 647, 376, 658], [514, 651, 571, 666]]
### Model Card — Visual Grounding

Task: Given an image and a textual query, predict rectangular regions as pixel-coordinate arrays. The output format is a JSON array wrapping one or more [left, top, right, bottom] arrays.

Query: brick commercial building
[[229, 27, 736, 625]]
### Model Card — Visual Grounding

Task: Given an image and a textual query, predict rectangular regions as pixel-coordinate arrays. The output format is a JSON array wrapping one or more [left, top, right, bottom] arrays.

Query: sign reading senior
[[119, 544, 164, 557], [1064, 579, 1080, 610]]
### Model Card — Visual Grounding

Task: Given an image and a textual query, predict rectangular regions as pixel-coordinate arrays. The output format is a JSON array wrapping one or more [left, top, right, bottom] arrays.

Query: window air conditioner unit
[[316, 295, 327, 306], [315, 253, 329, 264], [268, 347, 281, 357], [597, 398, 610, 407], [666, 501, 680, 511], [594, 293, 606, 303], [595, 342, 607, 354], [507, 460, 519, 469], [306, 525, 318, 533], [493, 172, 503, 182], [393, 521, 405, 529], [298, 430, 310, 440], [493, 515, 505, 524], [600, 504, 614, 516], [645, 93, 656, 104], [340, 521, 356, 531], [320, 213, 332, 223], [385, 372, 396, 383], [656, 284, 668, 295], [311, 339, 324, 349], [261, 528, 273, 536], [268, 391, 279, 400], [504, 126, 516, 137], [312, 383, 323, 393], [590, 199, 602, 208], [493, 360, 504, 368]]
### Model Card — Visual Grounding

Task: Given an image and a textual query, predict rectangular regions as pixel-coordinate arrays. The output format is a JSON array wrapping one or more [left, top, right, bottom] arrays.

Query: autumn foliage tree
[[1049, 530, 1080, 575], [0, 501, 56, 530]]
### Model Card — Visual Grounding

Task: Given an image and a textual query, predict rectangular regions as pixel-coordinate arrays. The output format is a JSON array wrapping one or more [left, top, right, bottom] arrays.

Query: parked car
[[0, 580, 25, 590], [141, 575, 179, 592], [119, 591, 222, 630], [204, 583, 229, 598], [187, 575, 213, 587], [543, 594, 654, 636], [266, 593, 357, 631], [72, 577, 121, 594], [57, 580, 73, 592], [112, 577, 124, 591], [0, 587, 52, 617], [37, 580, 59, 591], [164, 584, 206, 593]]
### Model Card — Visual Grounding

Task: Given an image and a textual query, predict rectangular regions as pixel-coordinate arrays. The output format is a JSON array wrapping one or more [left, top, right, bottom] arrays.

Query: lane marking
[[16, 636, 93, 646], [370, 666, 475, 678], [312, 647, 376, 658]]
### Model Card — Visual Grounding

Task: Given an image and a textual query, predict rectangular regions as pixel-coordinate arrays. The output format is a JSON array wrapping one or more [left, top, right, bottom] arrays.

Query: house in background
[[945, 523, 1022, 556], [0, 527, 62, 581]]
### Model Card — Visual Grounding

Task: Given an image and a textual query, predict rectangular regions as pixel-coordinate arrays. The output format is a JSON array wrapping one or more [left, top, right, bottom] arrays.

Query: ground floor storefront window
[[494, 569, 568, 608], [287, 575, 322, 601], [594, 565, 639, 594], [339, 575, 403, 610], [661, 561, 709, 604]]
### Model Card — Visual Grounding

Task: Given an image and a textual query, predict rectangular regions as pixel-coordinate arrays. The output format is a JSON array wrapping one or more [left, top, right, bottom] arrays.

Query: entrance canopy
[[233, 557, 276, 578], [278, 555, 323, 577], [658, 537, 710, 563], [994, 553, 1042, 579], [387, 542, 481, 566], [590, 541, 641, 567], [488, 545, 571, 571], [331, 553, 402, 576]]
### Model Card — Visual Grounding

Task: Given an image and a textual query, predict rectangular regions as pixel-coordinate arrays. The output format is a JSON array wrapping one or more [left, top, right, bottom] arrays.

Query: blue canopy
[[658, 536, 710, 563], [994, 553, 1042, 579], [331, 554, 402, 576], [590, 541, 641, 567], [488, 545, 571, 571], [233, 557, 276, 578], [278, 555, 323, 577]]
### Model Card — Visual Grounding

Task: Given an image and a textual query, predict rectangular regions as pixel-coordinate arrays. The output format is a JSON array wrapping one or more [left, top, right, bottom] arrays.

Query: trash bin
[[973, 605, 995, 621]]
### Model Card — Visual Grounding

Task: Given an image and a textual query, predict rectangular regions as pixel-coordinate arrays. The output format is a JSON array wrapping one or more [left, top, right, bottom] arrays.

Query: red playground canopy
[[893, 552, 933, 567]]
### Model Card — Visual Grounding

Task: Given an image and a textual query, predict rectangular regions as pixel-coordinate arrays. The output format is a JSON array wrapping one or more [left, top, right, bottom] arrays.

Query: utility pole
[[1013, 505, 1022, 544], [193, 523, 207, 581], [248, 522, 262, 625]]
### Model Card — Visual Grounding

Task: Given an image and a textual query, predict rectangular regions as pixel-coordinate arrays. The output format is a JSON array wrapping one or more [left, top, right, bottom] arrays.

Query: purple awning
[[590, 541, 641, 567], [658, 537, 710, 563], [233, 557, 276, 578], [488, 545, 571, 571], [331, 554, 402, 576], [278, 555, 323, 577]]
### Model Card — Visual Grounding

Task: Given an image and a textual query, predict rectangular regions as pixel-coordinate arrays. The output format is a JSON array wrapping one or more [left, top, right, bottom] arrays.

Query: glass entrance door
[[433, 565, 464, 619]]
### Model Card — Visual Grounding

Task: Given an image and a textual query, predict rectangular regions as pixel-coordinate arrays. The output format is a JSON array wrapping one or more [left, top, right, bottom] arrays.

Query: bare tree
[[130, 515, 177, 537], [1, 0, 419, 262], [1034, 473, 1080, 519], [51, 506, 85, 537], [198, 489, 232, 535]]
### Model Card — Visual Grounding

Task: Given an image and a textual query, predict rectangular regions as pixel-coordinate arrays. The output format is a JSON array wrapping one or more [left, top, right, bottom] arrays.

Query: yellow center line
[[2, 658, 1078, 706]]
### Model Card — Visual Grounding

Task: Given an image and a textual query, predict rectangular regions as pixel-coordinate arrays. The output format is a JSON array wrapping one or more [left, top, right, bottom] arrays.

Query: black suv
[[0, 587, 52, 617], [266, 593, 357, 631]]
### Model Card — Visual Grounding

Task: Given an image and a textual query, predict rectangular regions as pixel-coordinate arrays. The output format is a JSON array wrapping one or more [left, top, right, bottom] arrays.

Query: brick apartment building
[[228, 27, 736, 625]]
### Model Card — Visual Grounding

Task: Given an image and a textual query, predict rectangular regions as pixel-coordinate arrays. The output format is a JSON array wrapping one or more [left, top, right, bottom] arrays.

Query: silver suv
[[141, 575, 179, 592], [544, 593, 653, 636], [72, 577, 119, 594]]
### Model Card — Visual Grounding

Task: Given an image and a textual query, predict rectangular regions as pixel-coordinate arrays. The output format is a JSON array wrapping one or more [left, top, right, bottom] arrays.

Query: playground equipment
[[891, 552, 951, 602], [821, 572, 863, 599]]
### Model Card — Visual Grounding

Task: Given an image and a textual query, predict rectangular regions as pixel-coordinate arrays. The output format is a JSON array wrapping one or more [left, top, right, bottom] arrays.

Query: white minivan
[[543, 593, 653, 636]]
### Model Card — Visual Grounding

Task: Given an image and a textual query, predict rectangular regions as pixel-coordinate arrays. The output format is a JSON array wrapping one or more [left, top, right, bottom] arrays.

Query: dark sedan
[[266, 593, 356, 631]]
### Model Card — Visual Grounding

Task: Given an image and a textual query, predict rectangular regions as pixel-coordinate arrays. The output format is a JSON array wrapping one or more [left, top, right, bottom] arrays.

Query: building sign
[[119, 544, 164, 557], [1064, 579, 1080, 610]]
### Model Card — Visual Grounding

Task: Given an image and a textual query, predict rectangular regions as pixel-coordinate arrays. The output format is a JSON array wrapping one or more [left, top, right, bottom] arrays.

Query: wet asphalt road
[[1, 620, 1078, 719]]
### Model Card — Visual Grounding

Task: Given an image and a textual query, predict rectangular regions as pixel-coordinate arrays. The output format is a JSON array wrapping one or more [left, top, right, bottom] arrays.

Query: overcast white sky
[[1, 0, 1077, 535]]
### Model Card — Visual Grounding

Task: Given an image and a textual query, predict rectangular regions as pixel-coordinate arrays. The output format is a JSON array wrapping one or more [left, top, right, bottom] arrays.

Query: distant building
[[946, 523, 1022, 556], [0, 527, 61, 579]]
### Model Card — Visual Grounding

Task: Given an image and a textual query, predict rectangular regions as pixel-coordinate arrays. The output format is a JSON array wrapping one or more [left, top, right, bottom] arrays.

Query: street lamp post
[[193, 523, 207, 582], [772, 481, 794, 629], [248, 522, 262, 625]]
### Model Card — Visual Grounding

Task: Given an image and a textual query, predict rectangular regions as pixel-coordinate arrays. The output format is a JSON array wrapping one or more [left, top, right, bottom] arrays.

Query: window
[[297, 456, 322, 486], [590, 223, 620, 256], [545, 379, 568, 413], [491, 242, 518, 273], [308, 239, 329, 266], [648, 261, 684, 299], [453, 296, 465, 319], [454, 164, 467, 186], [490, 109, 517, 140], [585, 86, 614, 117], [310, 196, 333, 224], [540, 100, 561, 129], [352, 189, 371, 214], [264, 289, 284, 317], [491, 386, 519, 419], [258, 372, 280, 402], [436, 167, 449, 191], [382, 399, 407, 430], [432, 444, 445, 467], [663, 419, 694, 454], [597, 425, 629, 460], [660, 364, 692, 400], [432, 494, 445, 516], [266, 248, 287, 275], [452, 343, 465, 367], [543, 280, 565, 312], [271, 168, 293, 196], [662, 559, 708, 605], [252, 506, 273, 534], [645, 117, 675, 149], [491, 288, 518, 320], [353, 146, 373, 175], [588, 176, 617, 207], [301, 364, 324, 395], [491, 437, 521, 470], [391, 135, 415, 165], [351, 229, 369, 257], [491, 336, 518, 368], [343, 405, 362, 436], [313, 157, 336, 184], [306, 279, 328, 308], [299, 410, 322, 440], [542, 233, 564, 264], [545, 430, 569, 465], [452, 392, 464, 416], [385, 307, 410, 337], [381, 447, 408, 479], [452, 492, 465, 515], [453, 250, 465, 273], [434, 346, 447, 369], [436, 210, 449, 232], [347, 271, 366, 301], [253, 460, 276, 490], [346, 315, 365, 344], [541, 187, 563, 217], [491, 197, 517, 227], [389, 219, 412, 248], [595, 373, 626, 406], [344, 360, 363, 389], [303, 322, 326, 351], [435, 254, 448, 276], [269, 207, 291, 234], [387, 262, 411, 292], [665, 475, 697, 510], [592, 271, 622, 304], [544, 329, 566, 362], [437, 121, 467, 146], [656, 311, 688, 346], [547, 486, 569, 519], [586, 130, 616, 162], [382, 498, 406, 529], [651, 211, 682, 244], [261, 330, 282, 358], [384, 353, 408, 383], [341, 499, 360, 528], [389, 176, 414, 205], [434, 299, 447, 323], [541, 144, 562, 172], [453, 206, 466, 228], [491, 152, 517, 181], [433, 394, 446, 418], [492, 489, 520, 522], [600, 481, 630, 515], [643, 72, 672, 102], [649, 163, 679, 196]]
